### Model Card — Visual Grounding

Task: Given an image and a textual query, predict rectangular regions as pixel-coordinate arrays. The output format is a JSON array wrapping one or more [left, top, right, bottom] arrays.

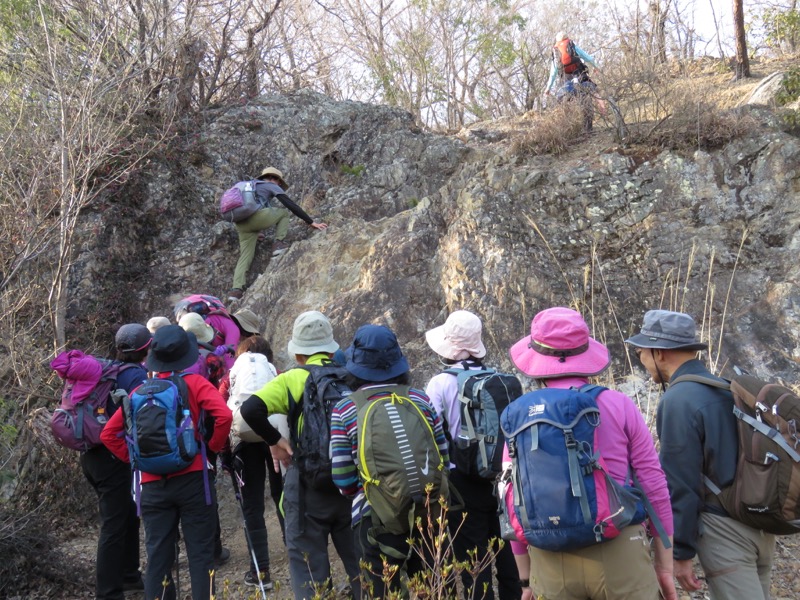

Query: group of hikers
[[45, 37, 791, 600], [51, 291, 786, 600]]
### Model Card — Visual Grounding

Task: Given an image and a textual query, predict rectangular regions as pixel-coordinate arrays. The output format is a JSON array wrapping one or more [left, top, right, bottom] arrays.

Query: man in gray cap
[[626, 310, 775, 600]]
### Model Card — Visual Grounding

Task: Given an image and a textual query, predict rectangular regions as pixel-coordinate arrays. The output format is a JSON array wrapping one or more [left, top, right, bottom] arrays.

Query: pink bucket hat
[[509, 307, 610, 379], [426, 310, 487, 361]]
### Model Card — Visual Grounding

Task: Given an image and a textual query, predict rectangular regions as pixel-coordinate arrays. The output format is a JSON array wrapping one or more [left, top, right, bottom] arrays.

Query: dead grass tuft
[[511, 102, 587, 156], [632, 99, 759, 152]]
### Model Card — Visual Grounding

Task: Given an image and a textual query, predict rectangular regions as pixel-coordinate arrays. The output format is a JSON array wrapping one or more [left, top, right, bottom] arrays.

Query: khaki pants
[[232, 206, 290, 290], [528, 524, 659, 600], [697, 512, 775, 600]]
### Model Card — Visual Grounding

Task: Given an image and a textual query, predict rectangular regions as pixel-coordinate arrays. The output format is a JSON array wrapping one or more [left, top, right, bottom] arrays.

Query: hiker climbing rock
[[545, 32, 604, 132], [226, 167, 328, 302]]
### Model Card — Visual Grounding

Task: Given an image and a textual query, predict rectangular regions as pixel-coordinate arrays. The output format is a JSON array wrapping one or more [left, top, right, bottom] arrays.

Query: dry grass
[[510, 102, 588, 156]]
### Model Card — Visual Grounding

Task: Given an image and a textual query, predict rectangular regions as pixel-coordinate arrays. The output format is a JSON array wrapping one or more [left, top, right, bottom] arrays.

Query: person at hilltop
[[626, 310, 776, 599], [228, 167, 328, 302], [507, 307, 677, 600], [544, 32, 604, 132], [424, 310, 522, 600], [78, 323, 149, 599]]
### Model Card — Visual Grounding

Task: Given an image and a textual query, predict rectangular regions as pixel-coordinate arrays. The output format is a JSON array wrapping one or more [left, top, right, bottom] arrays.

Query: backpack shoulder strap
[[443, 366, 495, 396], [630, 471, 672, 550], [576, 384, 607, 400], [670, 374, 731, 390]]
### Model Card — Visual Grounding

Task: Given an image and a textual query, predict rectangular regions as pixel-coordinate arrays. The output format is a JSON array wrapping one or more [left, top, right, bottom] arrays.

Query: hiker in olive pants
[[229, 167, 327, 301], [626, 309, 775, 599]]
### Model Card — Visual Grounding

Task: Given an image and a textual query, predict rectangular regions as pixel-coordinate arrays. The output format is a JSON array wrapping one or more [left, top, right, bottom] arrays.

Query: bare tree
[[0, 0, 175, 350]]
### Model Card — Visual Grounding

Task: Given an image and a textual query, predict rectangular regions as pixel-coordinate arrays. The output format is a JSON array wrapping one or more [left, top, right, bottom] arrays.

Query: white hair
[[555, 31, 567, 42]]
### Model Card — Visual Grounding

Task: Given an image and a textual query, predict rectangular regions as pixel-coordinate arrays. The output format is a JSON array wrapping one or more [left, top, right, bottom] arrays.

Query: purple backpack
[[50, 351, 136, 451], [219, 180, 260, 223]]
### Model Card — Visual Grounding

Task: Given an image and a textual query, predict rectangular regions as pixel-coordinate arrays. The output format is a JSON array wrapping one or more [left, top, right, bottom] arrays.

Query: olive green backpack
[[350, 385, 450, 555]]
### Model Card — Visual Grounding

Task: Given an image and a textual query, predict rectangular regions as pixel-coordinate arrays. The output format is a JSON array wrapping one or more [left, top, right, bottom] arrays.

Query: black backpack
[[288, 362, 351, 492], [443, 366, 522, 481]]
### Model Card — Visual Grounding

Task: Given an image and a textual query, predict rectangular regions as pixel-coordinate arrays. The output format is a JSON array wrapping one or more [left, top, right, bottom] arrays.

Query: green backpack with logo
[[350, 385, 450, 541]]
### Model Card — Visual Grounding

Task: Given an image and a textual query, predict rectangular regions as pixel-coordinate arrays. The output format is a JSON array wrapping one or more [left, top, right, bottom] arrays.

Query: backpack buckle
[[564, 429, 577, 449]]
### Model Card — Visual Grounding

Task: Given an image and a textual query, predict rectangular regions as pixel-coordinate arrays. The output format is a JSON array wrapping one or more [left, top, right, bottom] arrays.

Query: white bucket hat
[[425, 310, 487, 361], [287, 310, 339, 356]]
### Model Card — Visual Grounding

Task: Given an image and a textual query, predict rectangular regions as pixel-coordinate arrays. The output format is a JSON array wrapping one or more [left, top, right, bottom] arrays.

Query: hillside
[[2, 54, 799, 598]]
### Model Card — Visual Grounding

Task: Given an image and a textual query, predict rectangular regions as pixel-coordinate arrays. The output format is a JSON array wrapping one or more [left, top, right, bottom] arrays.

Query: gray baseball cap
[[625, 309, 708, 351]]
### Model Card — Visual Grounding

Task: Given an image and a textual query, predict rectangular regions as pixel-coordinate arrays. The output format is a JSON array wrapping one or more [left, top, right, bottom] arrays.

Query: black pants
[[80, 446, 141, 600], [141, 470, 216, 600], [448, 470, 521, 600], [234, 442, 275, 574]]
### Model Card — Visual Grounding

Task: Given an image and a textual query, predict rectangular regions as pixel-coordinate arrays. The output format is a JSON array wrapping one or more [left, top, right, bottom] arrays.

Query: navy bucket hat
[[625, 309, 708, 351], [345, 324, 410, 382]]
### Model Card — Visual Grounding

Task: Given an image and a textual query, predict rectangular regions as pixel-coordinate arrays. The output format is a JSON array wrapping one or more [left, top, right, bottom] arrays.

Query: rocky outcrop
[[71, 91, 800, 386]]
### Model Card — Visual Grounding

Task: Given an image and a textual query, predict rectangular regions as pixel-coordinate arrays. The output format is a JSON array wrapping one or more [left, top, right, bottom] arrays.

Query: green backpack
[[350, 385, 450, 543]]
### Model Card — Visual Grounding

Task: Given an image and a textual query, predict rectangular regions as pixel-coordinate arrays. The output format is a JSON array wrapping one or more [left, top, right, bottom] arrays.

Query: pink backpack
[[50, 351, 135, 451], [174, 294, 231, 320]]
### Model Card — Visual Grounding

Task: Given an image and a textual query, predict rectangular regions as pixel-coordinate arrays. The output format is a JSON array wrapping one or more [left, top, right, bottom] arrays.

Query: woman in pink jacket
[[505, 307, 677, 600]]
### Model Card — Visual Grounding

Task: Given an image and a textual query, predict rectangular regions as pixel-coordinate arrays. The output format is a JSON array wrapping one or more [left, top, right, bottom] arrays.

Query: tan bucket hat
[[257, 166, 288, 189], [178, 312, 215, 345], [232, 308, 262, 335]]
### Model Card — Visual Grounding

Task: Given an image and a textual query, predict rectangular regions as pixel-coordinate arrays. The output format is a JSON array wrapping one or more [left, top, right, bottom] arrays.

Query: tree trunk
[[245, 0, 283, 99], [733, 0, 750, 79], [177, 38, 207, 114]]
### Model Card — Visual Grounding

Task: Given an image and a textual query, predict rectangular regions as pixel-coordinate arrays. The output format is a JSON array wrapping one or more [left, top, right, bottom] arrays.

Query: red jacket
[[100, 373, 232, 483]]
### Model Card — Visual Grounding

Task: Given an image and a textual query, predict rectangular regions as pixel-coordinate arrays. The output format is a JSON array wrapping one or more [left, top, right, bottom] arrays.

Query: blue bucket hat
[[345, 324, 410, 382]]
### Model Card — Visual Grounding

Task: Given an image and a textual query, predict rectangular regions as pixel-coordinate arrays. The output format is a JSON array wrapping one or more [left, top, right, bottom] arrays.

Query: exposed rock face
[[71, 91, 800, 387]]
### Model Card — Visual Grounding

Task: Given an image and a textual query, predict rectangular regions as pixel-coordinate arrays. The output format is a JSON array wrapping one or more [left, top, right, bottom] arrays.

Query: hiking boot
[[227, 288, 243, 302], [244, 570, 274, 590], [214, 547, 231, 566], [122, 575, 144, 593], [271, 240, 290, 256]]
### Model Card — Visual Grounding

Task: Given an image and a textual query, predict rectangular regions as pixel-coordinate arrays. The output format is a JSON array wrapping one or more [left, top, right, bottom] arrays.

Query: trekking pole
[[228, 467, 269, 600], [174, 534, 181, 600]]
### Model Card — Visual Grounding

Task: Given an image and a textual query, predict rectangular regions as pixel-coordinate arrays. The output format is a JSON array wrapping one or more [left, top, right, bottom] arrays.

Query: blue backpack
[[500, 385, 652, 552], [123, 374, 199, 475]]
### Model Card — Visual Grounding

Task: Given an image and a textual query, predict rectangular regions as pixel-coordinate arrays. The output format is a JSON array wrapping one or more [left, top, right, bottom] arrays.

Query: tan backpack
[[673, 373, 800, 535]]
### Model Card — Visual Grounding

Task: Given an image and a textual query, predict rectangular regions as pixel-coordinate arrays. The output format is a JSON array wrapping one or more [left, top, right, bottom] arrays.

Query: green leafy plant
[[340, 164, 366, 177], [776, 68, 800, 106]]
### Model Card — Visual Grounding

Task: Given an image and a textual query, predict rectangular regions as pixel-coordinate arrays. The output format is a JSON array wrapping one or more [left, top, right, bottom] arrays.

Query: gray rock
[[70, 91, 800, 386]]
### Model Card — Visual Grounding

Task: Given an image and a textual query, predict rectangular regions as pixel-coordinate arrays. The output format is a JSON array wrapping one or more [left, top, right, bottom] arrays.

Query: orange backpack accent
[[555, 38, 581, 74]]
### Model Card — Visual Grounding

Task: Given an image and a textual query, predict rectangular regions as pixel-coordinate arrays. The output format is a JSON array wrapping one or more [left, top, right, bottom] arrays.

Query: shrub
[[776, 68, 800, 106], [627, 95, 758, 152], [511, 102, 587, 156]]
